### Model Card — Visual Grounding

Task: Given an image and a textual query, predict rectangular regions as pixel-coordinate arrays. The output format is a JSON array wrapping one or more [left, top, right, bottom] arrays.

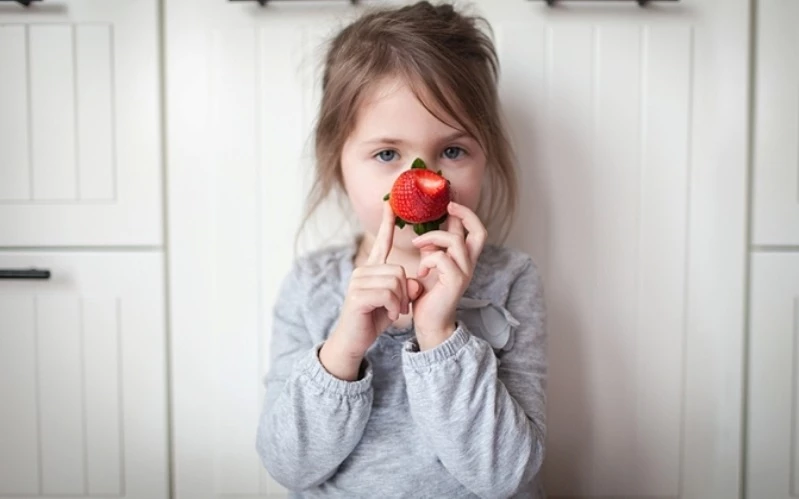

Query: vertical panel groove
[[255, 26, 266, 497], [545, 25, 552, 135], [32, 295, 43, 495], [740, 4, 757, 496], [591, 25, 599, 171], [73, 24, 81, 200], [109, 26, 119, 203], [115, 298, 126, 495], [25, 25, 33, 201], [79, 297, 88, 494], [792, 297, 799, 497], [677, 26, 696, 498], [635, 24, 648, 464]]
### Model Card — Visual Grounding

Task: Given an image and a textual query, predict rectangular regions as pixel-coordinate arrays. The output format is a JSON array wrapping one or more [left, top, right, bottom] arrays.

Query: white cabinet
[[747, 253, 799, 498], [165, 4, 334, 497], [0, 2, 167, 499], [166, 1, 749, 498], [0, 251, 168, 499], [0, 0, 162, 246], [746, 1, 799, 495], [752, 0, 799, 246], [492, 2, 749, 496]]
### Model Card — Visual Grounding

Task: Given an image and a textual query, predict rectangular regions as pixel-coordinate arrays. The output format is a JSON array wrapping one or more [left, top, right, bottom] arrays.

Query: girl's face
[[341, 77, 487, 252]]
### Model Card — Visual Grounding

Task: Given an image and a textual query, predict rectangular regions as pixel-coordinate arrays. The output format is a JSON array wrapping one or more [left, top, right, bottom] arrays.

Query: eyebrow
[[363, 137, 407, 146], [362, 130, 472, 147]]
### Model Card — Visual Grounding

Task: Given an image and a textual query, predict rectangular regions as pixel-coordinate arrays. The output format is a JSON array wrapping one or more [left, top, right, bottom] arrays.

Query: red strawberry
[[383, 158, 451, 235]]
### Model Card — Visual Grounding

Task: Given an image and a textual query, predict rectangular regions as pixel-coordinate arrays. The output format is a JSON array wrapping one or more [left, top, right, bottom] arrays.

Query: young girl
[[256, 2, 547, 498]]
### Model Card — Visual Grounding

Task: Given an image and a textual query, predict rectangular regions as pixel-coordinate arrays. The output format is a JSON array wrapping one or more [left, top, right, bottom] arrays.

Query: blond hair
[[301, 1, 517, 244]]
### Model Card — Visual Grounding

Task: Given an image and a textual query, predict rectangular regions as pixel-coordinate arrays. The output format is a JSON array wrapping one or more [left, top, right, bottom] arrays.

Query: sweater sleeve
[[401, 258, 548, 499], [255, 262, 374, 490]]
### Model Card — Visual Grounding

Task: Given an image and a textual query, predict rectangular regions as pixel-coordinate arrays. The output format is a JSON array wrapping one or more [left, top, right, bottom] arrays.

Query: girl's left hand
[[411, 201, 487, 350]]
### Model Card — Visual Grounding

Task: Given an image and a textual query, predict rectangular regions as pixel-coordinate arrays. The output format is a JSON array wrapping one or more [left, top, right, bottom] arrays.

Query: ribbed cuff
[[402, 325, 471, 372], [298, 342, 373, 397]]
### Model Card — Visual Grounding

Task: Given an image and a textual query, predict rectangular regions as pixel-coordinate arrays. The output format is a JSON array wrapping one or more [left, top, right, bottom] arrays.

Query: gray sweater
[[256, 240, 548, 498]]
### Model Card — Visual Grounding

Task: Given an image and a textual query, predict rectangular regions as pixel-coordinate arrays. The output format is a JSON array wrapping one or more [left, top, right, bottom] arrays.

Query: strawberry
[[383, 158, 451, 235]]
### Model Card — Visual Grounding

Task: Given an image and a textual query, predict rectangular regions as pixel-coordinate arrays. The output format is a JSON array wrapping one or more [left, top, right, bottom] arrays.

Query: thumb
[[406, 278, 423, 302]]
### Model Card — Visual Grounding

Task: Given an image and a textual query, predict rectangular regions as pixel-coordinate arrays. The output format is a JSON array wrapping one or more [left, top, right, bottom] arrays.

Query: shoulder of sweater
[[468, 244, 541, 297], [289, 242, 353, 289]]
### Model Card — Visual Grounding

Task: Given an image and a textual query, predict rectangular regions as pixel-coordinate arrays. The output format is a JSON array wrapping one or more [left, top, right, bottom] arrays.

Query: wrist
[[319, 336, 365, 381], [415, 322, 457, 351]]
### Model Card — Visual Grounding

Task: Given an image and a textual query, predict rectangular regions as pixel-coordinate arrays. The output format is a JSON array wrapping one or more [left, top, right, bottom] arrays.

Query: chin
[[391, 226, 418, 249]]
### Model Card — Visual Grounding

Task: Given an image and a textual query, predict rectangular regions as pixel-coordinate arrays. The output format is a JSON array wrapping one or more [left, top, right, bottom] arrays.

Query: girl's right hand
[[319, 202, 421, 381]]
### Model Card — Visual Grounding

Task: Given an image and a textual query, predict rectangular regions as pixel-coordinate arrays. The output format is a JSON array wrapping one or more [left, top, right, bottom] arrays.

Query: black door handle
[[0, 268, 51, 279], [0, 0, 44, 6]]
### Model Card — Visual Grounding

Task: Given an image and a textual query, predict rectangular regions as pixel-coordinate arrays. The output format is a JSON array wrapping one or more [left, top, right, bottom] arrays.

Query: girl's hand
[[411, 202, 487, 351], [320, 202, 422, 380]]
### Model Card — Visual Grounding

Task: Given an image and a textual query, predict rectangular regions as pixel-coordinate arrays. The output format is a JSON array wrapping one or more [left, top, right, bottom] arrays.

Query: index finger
[[448, 202, 487, 265], [367, 201, 396, 265], [445, 204, 465, 238]]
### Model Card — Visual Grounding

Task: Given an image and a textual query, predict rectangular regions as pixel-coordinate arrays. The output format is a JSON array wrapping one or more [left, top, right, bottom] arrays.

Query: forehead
[[351, 76, 468, 140]]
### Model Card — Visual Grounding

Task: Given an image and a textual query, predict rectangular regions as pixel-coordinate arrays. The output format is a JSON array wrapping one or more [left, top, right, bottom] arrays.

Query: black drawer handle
[[0, 268, 51, 279], [0, 0, 43, 6]]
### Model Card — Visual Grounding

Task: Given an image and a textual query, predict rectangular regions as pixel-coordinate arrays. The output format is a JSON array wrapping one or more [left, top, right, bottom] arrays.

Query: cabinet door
[[492, 2, 748, 496], [752, 0, 799, 245], [0, 252, 168, 499], [166, 5, 348, 498], [166, 0, 749, 498], [747, 252, 799, 498], [0, 0, 161, 246]]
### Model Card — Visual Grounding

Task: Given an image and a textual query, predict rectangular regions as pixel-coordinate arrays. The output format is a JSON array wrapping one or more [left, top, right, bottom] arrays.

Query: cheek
[[341, 160, 390, 235], [349, 189, 383, 235], [449, 163, 485, 212], [452, 183, 481, 211]]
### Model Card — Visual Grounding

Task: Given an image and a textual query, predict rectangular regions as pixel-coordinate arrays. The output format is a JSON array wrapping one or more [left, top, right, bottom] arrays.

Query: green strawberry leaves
[[411, 212, 448, 235]]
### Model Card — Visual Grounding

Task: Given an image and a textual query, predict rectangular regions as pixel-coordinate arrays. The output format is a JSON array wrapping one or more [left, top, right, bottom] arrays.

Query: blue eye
[[442, 146, 466, 160], [375, 150, 398, 163]]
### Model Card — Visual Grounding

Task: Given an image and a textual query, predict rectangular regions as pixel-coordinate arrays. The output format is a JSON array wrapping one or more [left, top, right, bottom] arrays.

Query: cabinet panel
[[0, 252, 168, 499], [752, 0, 799, 245], [0, 1, 162, 246], [747, 252, 799, 499]]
